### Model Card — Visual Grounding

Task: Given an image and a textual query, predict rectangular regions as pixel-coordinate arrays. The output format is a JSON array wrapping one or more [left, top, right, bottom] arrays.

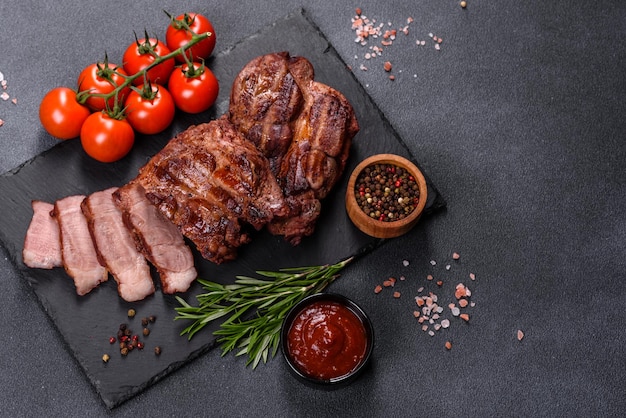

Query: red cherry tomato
[[166, 13, 216, 63], [80, 112, 135, 163], [168, 63, 219, 114], [39, 87, 91, 140], [77, 62, 129, 112], [124, 84, 176, 135], [122, 38, 175, 86]]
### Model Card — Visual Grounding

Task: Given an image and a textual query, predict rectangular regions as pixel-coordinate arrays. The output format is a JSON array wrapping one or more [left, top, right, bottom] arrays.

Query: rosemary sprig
[[174, 257, 353, 368]]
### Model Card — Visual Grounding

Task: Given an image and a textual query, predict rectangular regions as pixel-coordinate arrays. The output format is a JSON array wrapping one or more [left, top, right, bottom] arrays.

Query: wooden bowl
[[345, 154, 428, 238]]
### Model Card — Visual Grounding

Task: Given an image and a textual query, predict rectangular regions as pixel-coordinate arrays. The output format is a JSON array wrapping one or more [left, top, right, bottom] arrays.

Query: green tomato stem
[[81, 28, 212, 118]]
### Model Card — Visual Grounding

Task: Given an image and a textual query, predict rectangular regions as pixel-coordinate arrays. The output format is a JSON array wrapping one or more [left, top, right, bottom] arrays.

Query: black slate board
[[0, 9, 445, 409]]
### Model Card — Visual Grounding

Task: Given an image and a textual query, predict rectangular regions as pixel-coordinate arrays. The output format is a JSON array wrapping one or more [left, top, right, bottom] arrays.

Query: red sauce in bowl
[[286, 300, 368, 381]]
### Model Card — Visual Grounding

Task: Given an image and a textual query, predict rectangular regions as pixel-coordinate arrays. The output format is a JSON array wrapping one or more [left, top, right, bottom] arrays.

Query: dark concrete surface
[[0, 0, 624, 416]]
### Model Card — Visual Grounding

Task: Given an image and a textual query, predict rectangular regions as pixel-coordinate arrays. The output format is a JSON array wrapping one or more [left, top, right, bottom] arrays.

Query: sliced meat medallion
[[81, 188, 155, 302], [22, 200, 63, 269], [53, 195, 108, 296], [113, 183, 197, 294]]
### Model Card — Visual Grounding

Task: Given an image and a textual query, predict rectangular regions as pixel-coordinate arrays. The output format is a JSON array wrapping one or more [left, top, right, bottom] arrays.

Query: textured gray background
[[0, 0, 624, 416]]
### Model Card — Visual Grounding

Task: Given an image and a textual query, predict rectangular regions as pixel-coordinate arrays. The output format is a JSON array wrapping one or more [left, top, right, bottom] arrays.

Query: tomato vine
[[39, 11, 219, 163]]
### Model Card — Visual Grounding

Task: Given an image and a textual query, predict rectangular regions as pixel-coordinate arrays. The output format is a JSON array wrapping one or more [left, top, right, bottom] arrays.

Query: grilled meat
[[53, 195, 108, 296], [131, 116, 287, 264], [113, 183, 197, 294], [22, 201, 63, 269], [81, 188, 155, 302], [229, 52, 359, 244]]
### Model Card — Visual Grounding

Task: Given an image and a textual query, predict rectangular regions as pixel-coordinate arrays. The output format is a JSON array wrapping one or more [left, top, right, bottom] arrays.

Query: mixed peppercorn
[[102, 310, 161, 363], [354, 163, 420, 222]]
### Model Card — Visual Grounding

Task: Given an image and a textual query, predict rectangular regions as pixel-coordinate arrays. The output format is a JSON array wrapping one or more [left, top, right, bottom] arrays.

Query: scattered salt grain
[[430, 260, 436, 266], [403, 259, 410, 267], [453, 252, 460, 260], [1, 92, 9, 101], [441, 319, 450, 329], [517, 330, 524, 341]]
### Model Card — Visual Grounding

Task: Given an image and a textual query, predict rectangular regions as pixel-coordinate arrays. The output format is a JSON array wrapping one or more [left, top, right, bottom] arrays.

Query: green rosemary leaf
[[174, 257, 354, 367], [233, 276, 273, 286]]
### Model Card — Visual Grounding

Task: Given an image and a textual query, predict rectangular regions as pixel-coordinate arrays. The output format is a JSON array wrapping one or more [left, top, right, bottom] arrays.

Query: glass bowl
[[280, 293, 374, 388]]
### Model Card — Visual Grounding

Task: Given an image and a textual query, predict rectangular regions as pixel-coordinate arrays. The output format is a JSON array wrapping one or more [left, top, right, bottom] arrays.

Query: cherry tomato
[[124, 84, 176, 135], [122, 38, 175, 86], [39, 87, 91, 140], [168, 63, 219, 114], [166, 13, 216, 63], [77, 62, 129, 112], [80, 112, 135, 163]]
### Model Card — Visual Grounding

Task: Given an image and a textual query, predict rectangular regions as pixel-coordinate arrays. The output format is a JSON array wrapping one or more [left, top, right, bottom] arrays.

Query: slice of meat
[[22, 200, 63, 269], [53, 195, 108, 296], [132, 116, 286, 264], [81, 188, 155, 302], [113, 183, 197, 294]]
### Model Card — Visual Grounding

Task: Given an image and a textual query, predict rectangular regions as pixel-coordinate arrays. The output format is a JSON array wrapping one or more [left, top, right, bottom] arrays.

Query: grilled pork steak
[[229, 52, 359, 244], [82, 188, 155, 302], [22, 201, 63, 269], [53, 195, 108, 296], [228, 52, 313, 174], [113, 183, 197, 294], [131, 116, 287, 264]]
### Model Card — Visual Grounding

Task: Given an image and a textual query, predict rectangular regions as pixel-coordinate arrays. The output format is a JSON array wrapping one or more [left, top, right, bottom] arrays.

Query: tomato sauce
[[286, 300, 368, 380]]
